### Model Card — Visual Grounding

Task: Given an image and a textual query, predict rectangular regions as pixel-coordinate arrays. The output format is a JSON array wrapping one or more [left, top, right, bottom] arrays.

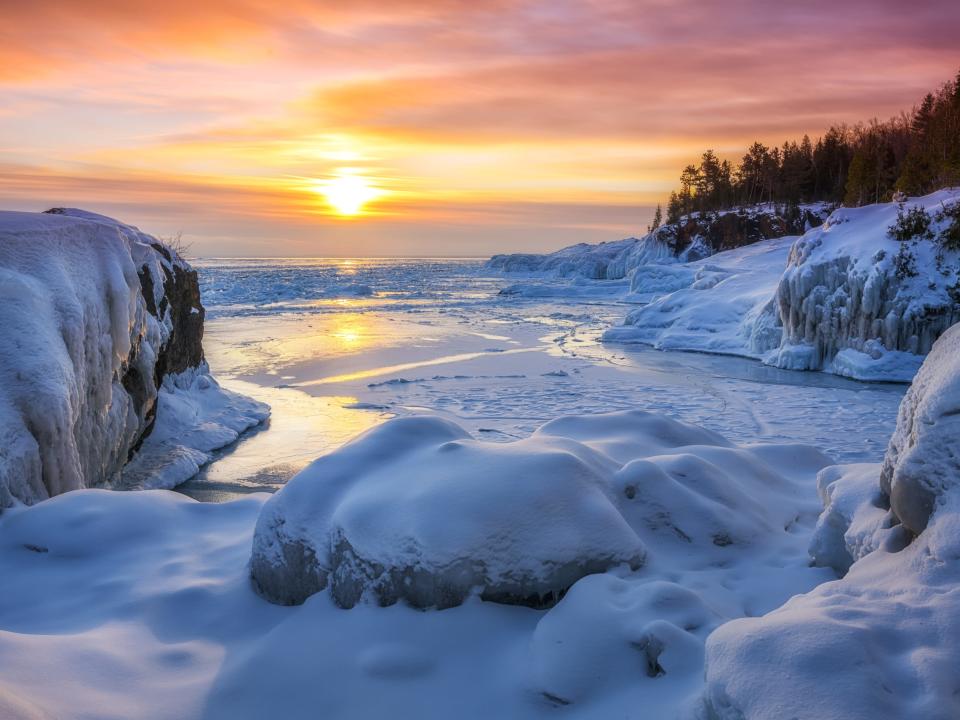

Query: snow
[[0, 209, 267, 506], [486, 202, 832, 282], [603, 190, 960, 382], [252, 408, 832, 612], [485, 237, 656, 279], [879, 321, 960, 533], [0, 405, 839, 719], [120, 367, 271, 491], [702, 321, 960, 720], [602, 235, 794, 356]]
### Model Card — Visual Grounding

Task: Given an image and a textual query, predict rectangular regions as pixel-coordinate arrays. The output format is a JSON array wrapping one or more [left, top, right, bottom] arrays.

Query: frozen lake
[[180, 258, 907, 501]]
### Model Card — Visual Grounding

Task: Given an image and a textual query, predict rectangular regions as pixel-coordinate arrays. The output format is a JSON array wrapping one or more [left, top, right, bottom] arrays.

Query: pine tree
[[648, 204, 663, 233]]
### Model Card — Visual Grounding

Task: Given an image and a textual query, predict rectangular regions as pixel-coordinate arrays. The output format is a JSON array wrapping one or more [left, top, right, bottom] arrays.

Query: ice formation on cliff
[[0, 209, 267, 506], [604, 190, 960, 382]]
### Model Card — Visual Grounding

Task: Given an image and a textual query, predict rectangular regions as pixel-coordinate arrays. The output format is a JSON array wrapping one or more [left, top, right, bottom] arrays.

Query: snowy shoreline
[[1, 204, 958, 719], [490, 190, 960, 383]]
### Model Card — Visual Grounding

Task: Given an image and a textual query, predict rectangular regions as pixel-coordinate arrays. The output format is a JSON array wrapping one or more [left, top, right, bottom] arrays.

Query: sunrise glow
[[0, 1, 957, 256]]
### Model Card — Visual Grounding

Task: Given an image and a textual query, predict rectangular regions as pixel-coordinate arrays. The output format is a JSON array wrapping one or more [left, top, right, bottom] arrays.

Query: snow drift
[[702, 322, 960, 720], [250, 410, 831, 610], [0, 209, 267, 507], [602, 235, 794, 356]]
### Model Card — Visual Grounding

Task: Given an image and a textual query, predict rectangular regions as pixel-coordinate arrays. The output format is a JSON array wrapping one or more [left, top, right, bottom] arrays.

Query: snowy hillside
[[702, 322, 960, 720], [0, 209, 267, 506], [604, 190, 960, 381], [485, 203, 829, 280]]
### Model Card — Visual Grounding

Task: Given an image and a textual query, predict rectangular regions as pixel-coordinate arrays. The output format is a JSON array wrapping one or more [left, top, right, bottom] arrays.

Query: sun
[[316, 171, 382, 216]]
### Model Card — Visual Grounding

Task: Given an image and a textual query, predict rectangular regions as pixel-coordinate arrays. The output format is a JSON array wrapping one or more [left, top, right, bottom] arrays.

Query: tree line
[[658, 68, 960, 226]]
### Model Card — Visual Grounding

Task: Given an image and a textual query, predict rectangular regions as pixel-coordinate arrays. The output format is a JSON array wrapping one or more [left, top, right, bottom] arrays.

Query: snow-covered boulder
[[250, 410, 831, 609], [768, 189, 960, 380], [0, 209, 268, 507], [879, 322, 960, 534], [702, 322, 960, 720]]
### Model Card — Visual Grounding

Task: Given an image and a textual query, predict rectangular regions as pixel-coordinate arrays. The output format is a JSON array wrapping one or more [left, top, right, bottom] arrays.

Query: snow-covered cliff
[[0, 209, 268, 507], [603, 190, 960, 382], [485, 203, 829, 280], [702, 322, 960, 720], [769, 189, 960, 379]]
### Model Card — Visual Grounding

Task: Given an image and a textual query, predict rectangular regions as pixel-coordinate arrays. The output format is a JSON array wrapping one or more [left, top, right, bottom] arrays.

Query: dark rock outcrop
[[659, 205, 830, 257]]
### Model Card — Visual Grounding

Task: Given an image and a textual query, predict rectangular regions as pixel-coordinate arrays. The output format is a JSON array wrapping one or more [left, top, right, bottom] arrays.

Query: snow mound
[[768, 189, 960, 380], [702, 322, 960, 720], [250, 410, 831, 610], [879, 322, 960, 534], [0, 209, 267, 506], [531, 574, 714, 707]]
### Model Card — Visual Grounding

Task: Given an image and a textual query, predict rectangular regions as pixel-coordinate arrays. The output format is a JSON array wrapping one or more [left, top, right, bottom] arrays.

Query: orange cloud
[[1, 0, 958, 254]]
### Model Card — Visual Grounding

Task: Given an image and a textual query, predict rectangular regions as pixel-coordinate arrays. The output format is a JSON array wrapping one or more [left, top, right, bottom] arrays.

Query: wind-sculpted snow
[[486, 236, 658, 279], [702, 323, 960, 720], [0, 209, 267, 506], [250, 410, 831, 610]]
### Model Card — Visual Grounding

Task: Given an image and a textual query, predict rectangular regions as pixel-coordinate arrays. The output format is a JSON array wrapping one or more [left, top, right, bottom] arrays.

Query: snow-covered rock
[[702, 322, 960, 720], [0, 209, 268, 507], [768, 189, 960, 380], [879, 322, 960, 534], [486, 237, 654, 280], [250, 410, 831, 609]]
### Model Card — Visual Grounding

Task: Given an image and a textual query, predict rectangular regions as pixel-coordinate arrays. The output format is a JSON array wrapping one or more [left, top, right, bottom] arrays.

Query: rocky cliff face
[[658, 203, 830, 258], [0, 208, 266, 507]]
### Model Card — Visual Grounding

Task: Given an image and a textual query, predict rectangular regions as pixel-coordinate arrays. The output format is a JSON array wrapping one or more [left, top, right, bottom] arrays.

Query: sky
[[0, 0, 958, 256]]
